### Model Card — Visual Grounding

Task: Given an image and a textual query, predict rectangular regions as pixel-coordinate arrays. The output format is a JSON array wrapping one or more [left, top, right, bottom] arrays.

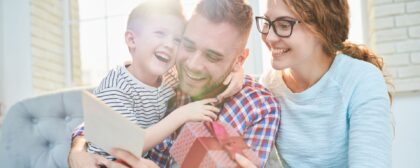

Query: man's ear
[[233, 48, 249, 72], [125, 30, 136, 51]]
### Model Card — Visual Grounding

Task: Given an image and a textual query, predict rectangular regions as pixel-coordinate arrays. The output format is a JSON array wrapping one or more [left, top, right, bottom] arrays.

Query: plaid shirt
[[147, 75, 281, 167], [72, 75, 281, 167]]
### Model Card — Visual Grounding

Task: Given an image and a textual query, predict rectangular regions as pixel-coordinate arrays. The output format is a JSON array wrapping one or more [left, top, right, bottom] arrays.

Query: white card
[[82, 91, 145, 158]]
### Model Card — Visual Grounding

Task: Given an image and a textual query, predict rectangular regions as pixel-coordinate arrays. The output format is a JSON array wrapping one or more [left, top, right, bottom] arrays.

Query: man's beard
[[178, 69, 229, 100]]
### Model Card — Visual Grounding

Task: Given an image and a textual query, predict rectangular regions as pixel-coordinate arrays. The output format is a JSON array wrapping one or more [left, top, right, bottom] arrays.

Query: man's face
[[176, 14, 244, 99]]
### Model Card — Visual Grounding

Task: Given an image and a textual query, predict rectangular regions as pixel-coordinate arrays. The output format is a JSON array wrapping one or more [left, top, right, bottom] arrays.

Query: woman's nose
[[266, 27, 280, 43]]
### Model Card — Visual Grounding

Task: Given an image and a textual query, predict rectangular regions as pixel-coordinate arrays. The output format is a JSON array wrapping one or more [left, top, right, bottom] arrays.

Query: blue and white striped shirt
[[86, 65, 178, 159]]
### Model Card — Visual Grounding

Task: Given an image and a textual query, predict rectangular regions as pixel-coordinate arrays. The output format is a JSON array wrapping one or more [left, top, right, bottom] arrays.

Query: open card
[[82, 91, 145, 158]]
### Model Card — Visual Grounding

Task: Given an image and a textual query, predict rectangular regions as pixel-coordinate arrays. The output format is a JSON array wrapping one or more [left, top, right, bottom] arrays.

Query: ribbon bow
[[204, 121, 246, 159]]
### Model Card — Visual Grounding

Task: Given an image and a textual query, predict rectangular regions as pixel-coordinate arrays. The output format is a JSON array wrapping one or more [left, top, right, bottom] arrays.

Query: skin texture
[[263, 0, 333, 93]]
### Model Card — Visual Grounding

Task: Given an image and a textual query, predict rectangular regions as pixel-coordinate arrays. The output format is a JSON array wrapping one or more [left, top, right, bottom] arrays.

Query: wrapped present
[[170, 121, 261, 168]]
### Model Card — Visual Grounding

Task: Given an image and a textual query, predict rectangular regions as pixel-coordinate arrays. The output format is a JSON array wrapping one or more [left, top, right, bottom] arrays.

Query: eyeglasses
[[255, 16, 300, 38]]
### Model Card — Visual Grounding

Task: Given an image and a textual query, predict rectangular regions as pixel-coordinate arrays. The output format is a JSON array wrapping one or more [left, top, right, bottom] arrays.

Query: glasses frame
[[255, 16, 300, 38]]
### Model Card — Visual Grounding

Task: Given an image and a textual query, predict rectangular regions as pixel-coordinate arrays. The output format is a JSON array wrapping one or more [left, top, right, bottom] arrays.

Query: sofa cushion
[[0, 89, 85, 168]]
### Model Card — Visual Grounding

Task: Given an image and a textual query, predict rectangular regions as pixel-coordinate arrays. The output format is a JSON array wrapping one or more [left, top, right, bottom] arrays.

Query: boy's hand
[[217, 67, 244, 101], [174, 98, 220, 122]]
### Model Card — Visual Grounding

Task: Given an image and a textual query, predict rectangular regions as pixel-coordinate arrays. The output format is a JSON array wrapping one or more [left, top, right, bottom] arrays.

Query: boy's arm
[[143, 98, 219, 152], [143, 112, 185, 152]]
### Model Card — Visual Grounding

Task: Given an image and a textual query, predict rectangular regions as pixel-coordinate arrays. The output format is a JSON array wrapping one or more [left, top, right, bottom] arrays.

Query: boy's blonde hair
[[127, 0, 186, 30]]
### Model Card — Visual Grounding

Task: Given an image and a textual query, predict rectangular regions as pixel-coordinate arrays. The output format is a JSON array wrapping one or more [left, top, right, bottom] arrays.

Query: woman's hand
[[217, 67, 244, 101], [235, 153, 258, 168], [102, 148, 159, 168]]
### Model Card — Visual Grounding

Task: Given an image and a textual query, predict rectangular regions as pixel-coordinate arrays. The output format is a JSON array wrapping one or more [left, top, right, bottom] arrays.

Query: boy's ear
[[125, 30, 136, 50], [233, 48, 249, 72]]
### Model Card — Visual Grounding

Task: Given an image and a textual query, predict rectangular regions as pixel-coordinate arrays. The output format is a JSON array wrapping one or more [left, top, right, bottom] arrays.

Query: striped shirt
[[84, 65, 178, 159]]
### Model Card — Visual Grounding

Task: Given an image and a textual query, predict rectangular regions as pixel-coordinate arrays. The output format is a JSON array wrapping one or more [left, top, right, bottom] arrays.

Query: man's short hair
[[127, 0, 186, 30], [194, 0, 253, 47]]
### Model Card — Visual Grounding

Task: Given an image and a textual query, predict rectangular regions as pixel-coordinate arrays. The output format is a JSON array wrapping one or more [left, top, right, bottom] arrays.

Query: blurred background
[[0, 0, 419, 167]]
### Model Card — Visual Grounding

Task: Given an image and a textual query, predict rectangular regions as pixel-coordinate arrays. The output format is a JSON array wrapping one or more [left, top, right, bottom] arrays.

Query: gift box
[[169, 121, 261, 168]]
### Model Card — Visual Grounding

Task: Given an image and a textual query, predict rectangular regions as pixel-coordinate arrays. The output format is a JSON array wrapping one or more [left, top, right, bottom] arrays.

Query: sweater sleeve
[[348, 66, 392, 168]]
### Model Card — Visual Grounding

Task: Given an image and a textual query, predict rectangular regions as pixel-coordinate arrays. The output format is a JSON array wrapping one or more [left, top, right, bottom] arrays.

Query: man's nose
[[185, 51, 205, 72]]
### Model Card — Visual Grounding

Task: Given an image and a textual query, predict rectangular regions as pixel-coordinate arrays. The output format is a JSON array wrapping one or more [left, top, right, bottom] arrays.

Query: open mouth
[[155, 52, 170, 63], [272, 48, 291, 56], [184, 69, 206, 81]]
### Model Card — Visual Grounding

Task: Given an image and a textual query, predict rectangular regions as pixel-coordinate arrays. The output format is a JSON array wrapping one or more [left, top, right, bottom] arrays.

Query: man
[[68, 0, 280, 167]]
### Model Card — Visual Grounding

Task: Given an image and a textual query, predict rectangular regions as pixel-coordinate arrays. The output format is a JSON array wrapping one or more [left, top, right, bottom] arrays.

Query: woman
[[257, 0, 393, 167]]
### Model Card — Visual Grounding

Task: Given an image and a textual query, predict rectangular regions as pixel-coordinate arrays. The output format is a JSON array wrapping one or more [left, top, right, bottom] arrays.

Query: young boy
[[74, 0, 220, 161]]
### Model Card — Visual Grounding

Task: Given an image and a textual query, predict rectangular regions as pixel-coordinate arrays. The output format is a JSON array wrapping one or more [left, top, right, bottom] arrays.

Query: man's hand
[[101, 148, 159, 168], [68, 136, 108, 168], [68, 150, 108, 168]]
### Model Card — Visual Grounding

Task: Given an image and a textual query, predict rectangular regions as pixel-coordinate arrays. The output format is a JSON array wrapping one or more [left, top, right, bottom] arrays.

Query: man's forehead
[[183, 14, 242, 54]]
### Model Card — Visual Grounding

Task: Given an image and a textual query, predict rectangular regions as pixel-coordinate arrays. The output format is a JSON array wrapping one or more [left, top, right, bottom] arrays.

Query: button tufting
[[45, 141, 53, 149], [65, 115, 71, 121], [30, 117, 38, 124]]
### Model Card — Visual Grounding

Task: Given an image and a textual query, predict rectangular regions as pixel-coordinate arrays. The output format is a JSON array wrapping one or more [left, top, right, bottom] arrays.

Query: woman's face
[[262, 0, 322, 70]]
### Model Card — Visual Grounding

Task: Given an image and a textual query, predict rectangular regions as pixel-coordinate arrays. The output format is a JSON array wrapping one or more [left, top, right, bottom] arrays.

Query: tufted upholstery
[[0, 88, 87, 168]]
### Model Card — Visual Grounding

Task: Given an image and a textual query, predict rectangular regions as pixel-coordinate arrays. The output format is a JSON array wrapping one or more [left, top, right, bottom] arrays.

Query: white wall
[[0, 0, 4, 111], [244, 0, 264, 77], [1, 0, 32, 112], [372, 0, 420, 92], [392, 92, 420, 168], [348, 0, 366, 44]]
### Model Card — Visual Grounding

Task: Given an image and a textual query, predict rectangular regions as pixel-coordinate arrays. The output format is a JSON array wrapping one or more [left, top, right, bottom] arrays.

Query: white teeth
[[185, 70, 204, 80], [155, 53, 170, 63], [272, 48, 289, 54], [158, 54, 169, 60]]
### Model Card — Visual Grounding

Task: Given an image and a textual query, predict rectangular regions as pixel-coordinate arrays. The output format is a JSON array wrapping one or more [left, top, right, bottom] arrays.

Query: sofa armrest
[[0, 88, 88, 168]]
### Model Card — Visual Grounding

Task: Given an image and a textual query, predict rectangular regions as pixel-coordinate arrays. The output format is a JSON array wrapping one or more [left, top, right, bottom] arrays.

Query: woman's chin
[[271, 60, 289, 70]]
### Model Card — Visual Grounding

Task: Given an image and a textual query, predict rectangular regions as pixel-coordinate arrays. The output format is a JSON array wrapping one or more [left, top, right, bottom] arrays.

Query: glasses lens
[[273, 20, 293, 37], [257, 18, 270, 34]]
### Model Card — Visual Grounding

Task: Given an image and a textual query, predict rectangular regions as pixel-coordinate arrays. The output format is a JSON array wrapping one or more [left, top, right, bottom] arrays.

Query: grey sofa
[[0, 88, 86, 168]]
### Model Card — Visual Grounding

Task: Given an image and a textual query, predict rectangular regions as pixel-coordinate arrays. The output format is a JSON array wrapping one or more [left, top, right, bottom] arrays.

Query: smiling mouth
[[184, 69, 205, 81], [155, 52, 170, 63], [272, 48, 290, 56]]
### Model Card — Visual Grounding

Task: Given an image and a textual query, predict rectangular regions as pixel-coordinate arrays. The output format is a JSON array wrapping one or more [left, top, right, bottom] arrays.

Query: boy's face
[[176, 14, 246, 99], [127, 14, 184, 77]]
